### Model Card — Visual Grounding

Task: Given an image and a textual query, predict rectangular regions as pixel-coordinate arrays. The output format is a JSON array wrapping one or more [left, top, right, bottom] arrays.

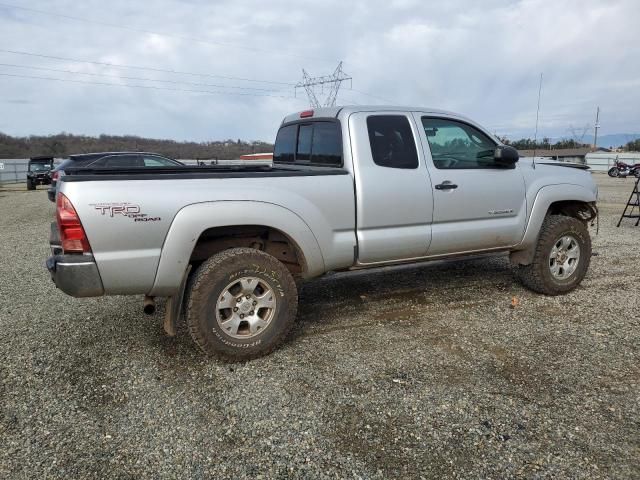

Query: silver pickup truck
[[47, 106, 598, 360]]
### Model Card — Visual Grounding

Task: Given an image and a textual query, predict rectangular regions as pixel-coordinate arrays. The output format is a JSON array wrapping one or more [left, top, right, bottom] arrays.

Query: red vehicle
[[608, 159, 640, 178]]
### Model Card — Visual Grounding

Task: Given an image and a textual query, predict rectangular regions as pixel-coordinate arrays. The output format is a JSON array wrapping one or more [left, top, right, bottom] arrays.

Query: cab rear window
[[273, 121, 342, 167]]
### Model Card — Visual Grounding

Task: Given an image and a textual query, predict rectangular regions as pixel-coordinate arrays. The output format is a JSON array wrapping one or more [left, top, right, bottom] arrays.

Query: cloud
[[0, 0, 638, 141]]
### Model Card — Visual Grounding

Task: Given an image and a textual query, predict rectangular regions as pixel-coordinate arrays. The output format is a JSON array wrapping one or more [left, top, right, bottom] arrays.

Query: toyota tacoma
[[46, 106, 598, 361]]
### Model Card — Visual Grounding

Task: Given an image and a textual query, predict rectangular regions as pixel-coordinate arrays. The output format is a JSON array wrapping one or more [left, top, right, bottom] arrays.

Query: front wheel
[[516, 215, 591, 295], [185, 247, 298, 361], [608, 167, 619, 177], [26, 179, 36, 190]]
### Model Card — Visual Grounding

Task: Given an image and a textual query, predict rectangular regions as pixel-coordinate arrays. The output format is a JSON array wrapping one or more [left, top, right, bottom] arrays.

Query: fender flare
[[510, 183, 597, 265], [149, 201, 325, 296]]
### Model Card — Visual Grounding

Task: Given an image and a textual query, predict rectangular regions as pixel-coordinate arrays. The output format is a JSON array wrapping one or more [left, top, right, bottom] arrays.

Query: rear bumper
[[46, 254, 104, 297]]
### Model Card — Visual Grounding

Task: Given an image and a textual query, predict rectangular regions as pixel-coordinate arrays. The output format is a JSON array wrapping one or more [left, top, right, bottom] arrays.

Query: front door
[[413, 114, 527, 256], [350, 112, 433, 264]]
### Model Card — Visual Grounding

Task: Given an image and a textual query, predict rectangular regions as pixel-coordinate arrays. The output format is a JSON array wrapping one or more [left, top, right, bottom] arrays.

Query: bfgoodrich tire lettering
[[517, 215, 591, 295], [185, 247, 298, 361]]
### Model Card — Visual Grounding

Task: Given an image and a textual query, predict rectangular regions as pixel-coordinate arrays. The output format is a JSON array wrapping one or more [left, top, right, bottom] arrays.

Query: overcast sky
[[0, 0, 638, 143]]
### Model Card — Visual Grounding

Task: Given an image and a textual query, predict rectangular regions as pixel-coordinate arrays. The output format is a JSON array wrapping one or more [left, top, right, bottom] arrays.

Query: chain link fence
[[0, 159, 30, 185]]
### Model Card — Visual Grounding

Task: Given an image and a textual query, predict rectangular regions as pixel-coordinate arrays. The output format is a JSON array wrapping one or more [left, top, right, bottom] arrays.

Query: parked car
[[47, 152, 183, 201], [26, 156, 54, 190], [46, 106, 598, 361]]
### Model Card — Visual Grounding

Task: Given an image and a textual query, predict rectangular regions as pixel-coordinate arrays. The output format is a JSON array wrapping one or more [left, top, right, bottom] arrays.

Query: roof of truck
[[281, 105, 463, 124]]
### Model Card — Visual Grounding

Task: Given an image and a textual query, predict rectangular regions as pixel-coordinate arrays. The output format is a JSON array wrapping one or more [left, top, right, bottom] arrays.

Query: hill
[[0, 132, 273, 160], [588, 133, 640, 149]]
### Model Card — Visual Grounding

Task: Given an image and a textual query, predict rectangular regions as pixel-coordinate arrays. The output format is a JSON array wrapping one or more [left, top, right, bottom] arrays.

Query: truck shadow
[[298, 255, 519, 321]]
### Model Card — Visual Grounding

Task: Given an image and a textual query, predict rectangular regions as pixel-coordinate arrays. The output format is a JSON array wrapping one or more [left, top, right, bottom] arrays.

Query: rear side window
[[273, 121, 342, 166], [94, 155, 142, 168], [57, 159, 74, 171], [367, 115, 418, 169], [142, 155, 177, 166]]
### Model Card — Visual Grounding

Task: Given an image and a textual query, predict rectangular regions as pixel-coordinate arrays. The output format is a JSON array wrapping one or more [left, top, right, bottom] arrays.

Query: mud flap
[[163, 265, 192, 336]]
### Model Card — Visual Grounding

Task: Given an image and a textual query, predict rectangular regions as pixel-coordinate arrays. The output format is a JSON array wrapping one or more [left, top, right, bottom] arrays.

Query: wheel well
[[547, 200, 597, 222], [510, 200, 597, 266], [189, 225, 305, 275]]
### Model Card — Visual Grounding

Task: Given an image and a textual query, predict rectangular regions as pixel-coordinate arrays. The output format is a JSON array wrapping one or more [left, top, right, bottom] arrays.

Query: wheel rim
[[215, 276, 277, 339], [548, 235, 580, 280]]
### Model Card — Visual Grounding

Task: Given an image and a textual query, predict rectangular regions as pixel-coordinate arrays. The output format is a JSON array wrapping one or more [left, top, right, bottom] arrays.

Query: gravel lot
[[0, 175, 638, 479]]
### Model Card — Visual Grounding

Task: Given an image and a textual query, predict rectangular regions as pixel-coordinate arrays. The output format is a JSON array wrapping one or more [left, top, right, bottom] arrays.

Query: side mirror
[[494, 145, 519, 166]]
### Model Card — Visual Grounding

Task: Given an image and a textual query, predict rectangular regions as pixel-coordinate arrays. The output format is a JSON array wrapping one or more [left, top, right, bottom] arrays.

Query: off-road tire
[[26, 179, 35, 190], [185, 247, 298, 361], [517, 215, 591, 295]]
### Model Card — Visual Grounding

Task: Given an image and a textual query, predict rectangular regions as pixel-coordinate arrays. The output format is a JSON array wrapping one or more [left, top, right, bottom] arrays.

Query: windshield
[[56, 158, 80, 171], [29, 163, 51, 172]]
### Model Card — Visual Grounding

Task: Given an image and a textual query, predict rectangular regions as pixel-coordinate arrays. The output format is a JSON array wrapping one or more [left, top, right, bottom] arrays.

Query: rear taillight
[[56, 193, 91, 254], [51, 171, 59, 181]]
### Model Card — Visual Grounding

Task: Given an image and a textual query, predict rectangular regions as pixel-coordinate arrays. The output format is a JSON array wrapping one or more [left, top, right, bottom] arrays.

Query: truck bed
[[57, 162, 357, 295]]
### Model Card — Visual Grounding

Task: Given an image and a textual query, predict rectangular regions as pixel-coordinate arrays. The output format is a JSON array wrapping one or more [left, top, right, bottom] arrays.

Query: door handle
[[435, 182, 458, 190]]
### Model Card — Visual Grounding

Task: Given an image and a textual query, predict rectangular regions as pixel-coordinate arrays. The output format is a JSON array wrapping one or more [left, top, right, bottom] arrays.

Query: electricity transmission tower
[[295, 62, 352, 108], [568, 124, 590, 145]]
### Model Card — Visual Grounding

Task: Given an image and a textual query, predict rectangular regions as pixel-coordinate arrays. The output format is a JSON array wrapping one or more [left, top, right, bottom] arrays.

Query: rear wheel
[[607, 167, 619, 177], [185, 247, 298, 361], [517, 215, 591, 295]]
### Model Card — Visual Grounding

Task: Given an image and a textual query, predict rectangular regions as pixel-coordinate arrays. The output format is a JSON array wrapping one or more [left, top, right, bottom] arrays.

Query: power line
[[0, 2, 334, 63], [0, 49, 296, 86], [347, 88, 394, 104], [0, 71, 304, 100], [0, 62, 286, 93]]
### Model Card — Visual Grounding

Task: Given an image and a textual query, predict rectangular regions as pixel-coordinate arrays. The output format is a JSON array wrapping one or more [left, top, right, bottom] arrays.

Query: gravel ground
[[0, 175, 638, 479]]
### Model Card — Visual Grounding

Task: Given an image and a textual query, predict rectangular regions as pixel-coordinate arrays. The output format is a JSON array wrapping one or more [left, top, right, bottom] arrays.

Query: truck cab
[[278, 107, 529, 263]]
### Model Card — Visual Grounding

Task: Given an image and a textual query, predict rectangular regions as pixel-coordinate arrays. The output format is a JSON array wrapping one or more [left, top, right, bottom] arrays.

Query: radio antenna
[[532, 73, 543, 170]]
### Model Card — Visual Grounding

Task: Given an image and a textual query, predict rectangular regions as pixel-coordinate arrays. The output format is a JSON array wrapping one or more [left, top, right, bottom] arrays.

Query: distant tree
[[0, 132, 274, 159], [507, 137, 588, 150], [43, 139, 67, 157], [553, 139, 584, 149], [625, 139, 640, 152]]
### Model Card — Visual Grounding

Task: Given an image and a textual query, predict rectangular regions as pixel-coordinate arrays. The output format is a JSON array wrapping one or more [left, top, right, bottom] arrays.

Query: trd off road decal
[[91, 203, 161, 222]]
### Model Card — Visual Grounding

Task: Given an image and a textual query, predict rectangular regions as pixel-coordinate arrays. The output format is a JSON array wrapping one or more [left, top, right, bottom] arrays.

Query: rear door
[[414, 114, 527, 255], [349, 112, 433, 264]]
